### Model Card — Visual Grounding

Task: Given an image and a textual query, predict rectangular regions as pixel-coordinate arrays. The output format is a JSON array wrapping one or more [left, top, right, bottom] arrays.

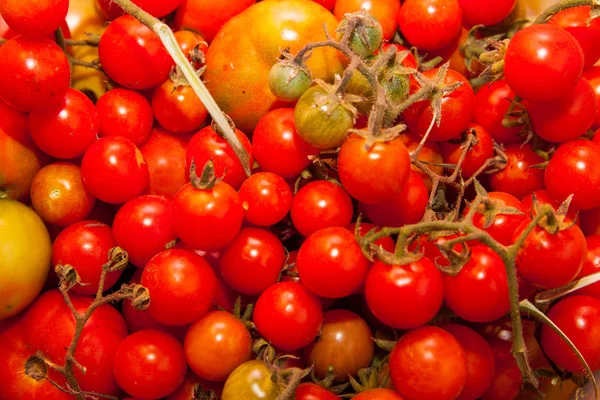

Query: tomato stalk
[[534, 0, 600, 24]]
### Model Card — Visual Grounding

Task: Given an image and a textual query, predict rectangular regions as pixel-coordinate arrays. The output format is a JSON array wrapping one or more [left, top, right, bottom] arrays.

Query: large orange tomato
[[204, 0, 346, 133]]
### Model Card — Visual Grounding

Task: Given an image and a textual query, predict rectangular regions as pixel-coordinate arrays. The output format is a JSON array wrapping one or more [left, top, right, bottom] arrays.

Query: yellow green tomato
[[222, 360, 282, 400]]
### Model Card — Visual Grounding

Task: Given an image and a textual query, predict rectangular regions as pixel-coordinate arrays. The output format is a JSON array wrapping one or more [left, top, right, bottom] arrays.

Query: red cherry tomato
[[295, 382, 340, 400], [401, 132, 445, 191], [334, 0, 401, 41], [97, 88, 154, 146], [549, 6, 600, 68], [481, 339, 523, 400], [458, 0, 516, 27], [473, 79, 523, 145], [469, 192, 527, 246], [96, 0, 183, 18], [174, 30, 208, 69], [166, 370, 224, 400], [441, 123, 494, 179], [574, 235, 600, 299], [489, 144, 545, 200], [521, 189, 578, 223], [398, 0, 462, 51], [584, 67, 600, 129], [238, 172, 292, 226], [152, 80, 209, 134], [379, 43, 418, 69], [0, 0, 68, 37], [354, 389, 404, 400]]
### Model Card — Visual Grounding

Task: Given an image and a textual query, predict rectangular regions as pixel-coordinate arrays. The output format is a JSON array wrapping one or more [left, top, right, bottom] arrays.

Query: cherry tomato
[[481, 338, 523, 400], [400, 132, 444, 190], [504, 24, 584, 102], [441, 124, 494, 179], [113, 330, 187, 399], [96, 0, 183, 18], [468, 191, 527, 246], [584, 67, 600, 129], [473, 79, 523, 145], [153, 80, 209, 134], [97, 88, 154, 146], [521, 190, 578, 223], [398, 0, 462, 51], [390, 326, 467, 400], [458, 0, 516, 27], [0, 0, 68, 37], [112, 195, 176, 268], [174, 30, 208, 69], [443, 246, 510, 322], [409, 233, 465, 270], [166, 370, 224, 400], [253, 281, 323, 351], [549, 6, 600, 68], [311, 0, 336, 10], [489, 144, 545, 200], [354, 389, 403, 400], [221, 360, 281, 400], [295, 382, 340, 400], [238, 172, 292, 226], [575, 235, 600, 299], [379, 43, 418, 69], [334, 0, 401, 41]]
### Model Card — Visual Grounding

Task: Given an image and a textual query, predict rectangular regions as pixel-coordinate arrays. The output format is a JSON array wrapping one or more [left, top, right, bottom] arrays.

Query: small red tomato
[[470, 192, 527, 246], [113, 330, 187, 399], [0, 0, 68, 37], [409, 233, 465, 269], [481, 339, 523, 400], [549, 6, 600, 68], [52, 221, 122, 295], [458, 0, 516, 27], [295, 382, 340, 400], [521, 190, 578, 223], [141, 249, 217, 325], [441, 123, 494, 179], [489, 144, 545, 200], [219, 228, 286, 295], [152, 80, 209, 133], [112, 195, 176, 268], [541, 295, 600, 373], [398, 0, 462, 51], [174, 30, 208, 69], [166, 371, 224, 400], [401, 132, 444, 191], [390, 326, 467, 400], [354, 389, 403, 400], [584, 67, 600, 129], [253, 281, 323, 351], [296, 227, 370, 298], [97, 88, 154, 146], [97, 0, 183, 18], [473, 79, 523, 145], [443, 246, 510, 322], [81, 136, 149, 204], [238, 172, 292, 226], [575, 235, 600, 299], [334, 0, 400, 40]]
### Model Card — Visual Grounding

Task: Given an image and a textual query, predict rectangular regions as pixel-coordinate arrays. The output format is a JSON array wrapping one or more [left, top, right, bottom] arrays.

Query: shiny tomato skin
[[171, 181, 244, 251], [113, 329, 187, 399], [398, 0, 462, 51], [545, 139, 600, 211], [334, 0, 401, 40], [98, 15, 173, 89], [504, 24, 584, 102], [253, 281, 323, 351], [338, 134, 411, 204], [152, 80, 209, 134], [390, 326, 467, 400], [0, 0, 68, 37], [443, 246, 510, 322], [541, 295, 600, 373], [489, 144, 545, 200], [441, 123, 494, 179], [480, 339, 523, 400], [184, 310, 253, 382], [575, 235, 600, 299], [238, 172, 292, 226], [112, 195, 176, 268], [470, 192, 527, 246], [222, 360, 281, 400], [30, 162, 95, 227], [473, 79, 523, 145], [584, 67, 600, 129], [97, 88, 154, 146], [0, 36, 70, 111], [549, 6, 600, 68], [295, 383, 340, 400], [141, 249, 217, 326], [354, 389, 404, 400], [458, 0, 516, 27], [365, 257, 444, 329]]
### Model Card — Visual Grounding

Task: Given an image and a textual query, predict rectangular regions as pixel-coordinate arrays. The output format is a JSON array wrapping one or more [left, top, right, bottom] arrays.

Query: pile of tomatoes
[[2, 0, 600, 399]]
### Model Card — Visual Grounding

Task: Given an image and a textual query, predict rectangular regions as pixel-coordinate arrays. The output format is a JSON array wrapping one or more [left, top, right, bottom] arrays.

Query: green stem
[[534, 0, 599, 24]]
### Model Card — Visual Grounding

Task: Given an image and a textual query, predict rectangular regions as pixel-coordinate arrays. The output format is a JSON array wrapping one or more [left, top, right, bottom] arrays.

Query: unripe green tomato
[[221, 360, 281, 400], [382, 69, 410, 105], [268, 63, 312, 101], [336, 13, 383, 58]]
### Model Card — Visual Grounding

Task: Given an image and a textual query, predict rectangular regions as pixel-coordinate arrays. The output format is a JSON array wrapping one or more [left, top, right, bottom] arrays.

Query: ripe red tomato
[[219, 228, 286, 295], [522, 190, 579, 222], [141, 249, 217, 325], [113, 330, 187, 399], [334, 0, 401, 41], [174, 30, 208, 69], [379, 43, 418, 69], [400, 132, 444, 191], [112, 195, 176, 268], [365, 257, 443, 329], [504, 24, 584, 102], [238, 172, 292, 226], [353, 389, 403, 400], [443, 246, 510, 322], [0, 0, 68, 37], [403, 68, 475, 142], [0, 36, 70, 111], [473, 79, 523, 145], [310, 0, 335, 10], [28, 88, 98, 159], [470, 192, 527, 246], [338, 134, 411, 204], [545, 139, 600, 211], [458, 0, 516, 27], [81, 136, 149, 204], [52, 220, 122, 295], [398, 0, 462, 51], [409, 233, 465, 270], [441, 123, 494, 179], [489, 144, 545, 200], [549, 6, 600, 68], [480, 338, 523, 400], [166, 370, 224, 400], [296, 227, 370, 298], [541, 295, 600, 373], [584, 67, 600, 129], [253, 281, 323, 351], [96, 0, 183, 18], [97, 88, 154, 146], [295, 382, 340, 400], [184, 310, 252, 382], [98, 15, 173, 89], [390, 326, 467, 400], [575, 235, 600, 299], [152, 80, 209, 134]]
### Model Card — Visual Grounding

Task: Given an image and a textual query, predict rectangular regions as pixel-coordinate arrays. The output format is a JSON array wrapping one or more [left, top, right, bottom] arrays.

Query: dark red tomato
[[480, 339, 523, 400], [521, 190, 578, 223], [403, 68, 475, 142], [545, 139, 600, 211], [291, 180, 353, 236], [112, 195, 176, 268], [458, 0, 515, 27], [354, 389, 403, 400], [310, 0, 336, 10], [400, 132, 444, 191], [541, 295, 600, 373], [338, 134, 411, 204], [173, 0, 256, 43], [52, 220, 122, 295], [296, 227, 370, 298], [582, 206, 600, 236], [113, 330, 187, 399], [584, 67, 600, 129], [140, 127, 190, 199], [304, 310, 374, 381], [334, 0, 400, 40], [528, 78, 596, 143], [362, 170, 428, 228], [253, 281, 323, 351], [441, 123, 494, 179], [171, 180, 243, 251], [166, 370, 224, 400], [390, 326, 467, 400], [549, 6, 600, 68], [469, 191, 527, 246], [174, 30, 208, 69], [238, 172, 292, 226], [28, 88, 98, 159], [252, 108, 320, 179], [575, 236, 600, 299], [473, 80, 523, 145], [295, 383, 340, 400], [504, 24, 584, 102], [0, 36, 70, 111], [365, 257, 443, 329], [398, 0, 462, 51], [98, 15, 173, 89], [219, 228, 285, 295], [441, 324, 495, 400], [97, 88, 154, 146], [153, 80, 209, 134], [443, 246, 510, 322], [378, 43, 418, 69], [186, 125, 253, 190], [141, 249, 217, 325], [489, 144, 545, 200], [24, 290, 128, 396], [0, 0, 68, 37], [30, 162, 95, 227]]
